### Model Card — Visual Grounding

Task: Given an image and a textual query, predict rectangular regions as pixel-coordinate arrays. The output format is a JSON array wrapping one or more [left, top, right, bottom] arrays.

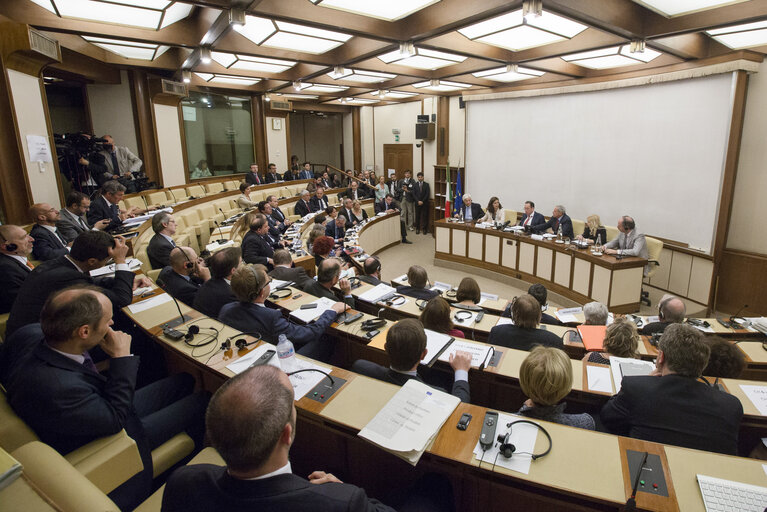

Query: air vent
[[161, 79, 187, 97], [271, 100, 292, 111], [28, 28, 61, 62]]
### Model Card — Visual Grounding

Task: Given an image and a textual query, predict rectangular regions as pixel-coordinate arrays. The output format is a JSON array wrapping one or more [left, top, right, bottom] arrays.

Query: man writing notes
[[533, 205, 574, 239], [518, 200, 544, 227]]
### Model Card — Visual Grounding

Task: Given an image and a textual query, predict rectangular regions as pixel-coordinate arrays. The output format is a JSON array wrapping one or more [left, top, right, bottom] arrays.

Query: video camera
[[53, 133, 107, 182]]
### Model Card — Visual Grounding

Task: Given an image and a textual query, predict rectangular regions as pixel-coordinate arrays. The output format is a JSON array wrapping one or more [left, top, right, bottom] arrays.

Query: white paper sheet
[[127, 293, 172, 314], [26, 134, 52, 162], [586, 365, 614, 393], [206, 240, 236, 253], [609, 356, 656, 392], [288, 358, 332, 400], [477, 292, 499, 306], [496, 317, 513, 326], [689, 322, 716, 333], [359, 283, 396, 303], [740, 385, 767, 416], [289, 297, 337, 322], [422, 329, 454, 365], [225, 343, 280, 374], [473, 413, 539, 475], [132, 286, 154, 296], [556, 307, 583, 323], [90, 258, 142, 277], [438, 340, 492, 368], [271, 278, 291, 290], [430, 281, 452, 293]]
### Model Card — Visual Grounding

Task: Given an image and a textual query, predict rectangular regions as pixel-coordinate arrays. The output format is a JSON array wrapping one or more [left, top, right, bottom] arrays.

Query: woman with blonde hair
[[231, 211, 258, 242], [306, 225, 326, 255], [576, 214, 607, 244], [582, 317, 640, 365], [349, 199, 369, 225], [374, 175, 388, 202]]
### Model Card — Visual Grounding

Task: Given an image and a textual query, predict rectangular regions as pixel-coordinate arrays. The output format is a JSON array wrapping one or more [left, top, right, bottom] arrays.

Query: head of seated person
[[659, 294, 686, 324], [325, 206, 336, 219], [385, 318, 427, 372], [656, 323, 710, 378], [520, 346, 572, 407], [527, 283, 548, 310], [151, 211, 175, 236], [230, 264, 270, 304], [232, 211, 258, 241], [363, 256, 381, 279], [456, 277, 480, 306], [70, 230, 116, 270], [703, 337, 745, 378], [239, 182, 250, 195], [306, 226, 326, 254], [603, 318, 640, 358], [169, 246, 199, 276], [406, 265, 429, 290], [419, 297, 459, 336], [583, 302, 608, 325], [312, 236, 334, 259], [209, 247, 241, 280], [313, 214, 327, 226], [316, 258, 342, 289], [512, 294, 542, 330], [272, 249, 293, 268]]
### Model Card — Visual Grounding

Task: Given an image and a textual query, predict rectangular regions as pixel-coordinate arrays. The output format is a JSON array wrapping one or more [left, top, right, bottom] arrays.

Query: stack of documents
[[609, 356, 655, 392], [421, 330, 454, 365], [358, 380, 460, 465], [358, 283, 396, 303]]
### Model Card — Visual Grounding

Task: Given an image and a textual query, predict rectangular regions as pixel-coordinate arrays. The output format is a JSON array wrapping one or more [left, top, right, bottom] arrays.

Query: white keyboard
[[697, 474, 767, 511]]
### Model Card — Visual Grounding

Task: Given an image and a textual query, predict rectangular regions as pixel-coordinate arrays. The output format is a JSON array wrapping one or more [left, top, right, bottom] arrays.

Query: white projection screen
[[464, 73, 736, 253]]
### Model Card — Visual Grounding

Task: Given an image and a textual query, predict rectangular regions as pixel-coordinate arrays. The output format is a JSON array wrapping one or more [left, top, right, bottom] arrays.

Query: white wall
[[359, 106, 374, 172], [372, 101, 422, 175], [8, 69, 60, 207], [266, 116, 288, 172], [343, 112, 353, 170], [87, 70, 139, 155], [153, 103, 185, 187]]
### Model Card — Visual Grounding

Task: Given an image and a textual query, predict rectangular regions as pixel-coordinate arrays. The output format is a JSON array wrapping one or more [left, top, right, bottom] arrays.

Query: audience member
[[87, 180, 139, 231], [242, 215, 276, 268], [158, 246, 211, 307], [488, 294, 563, 351], [190, 159, 211, 179], [146, 211, 177, 269], [295, 190, 314, 217], [524, 283, 563, 326], [193, 247, 240, 318], [0, 225, 34, 314], [306, 225, 326, 256], [642, 294, 686, 335], [303, 258, 355, 308], [703, 337, 745, 379], [98, 135, 143, 193], [374, 175, 388, 202], [583, 301, 609, 325], [583, 318, 640, 365], [56, 191, 110, 243], [455, 277, 481, 307], [420, 297, 464, 338], [310, 186, 329, 212], [312, 235, 336, 267], [326, 214, 346, 240], [257, 200, 285, 238], [359, 256, 382, 285], [245, 163, 262, 186], [298, 161, 314, 180], [349, 200, 368, 225], [346, 180, 363, 201], [339, 198, 355, 229], [237, 183, 258, 209], [267, 195, 291, 229], [264, 162, 281, 183], [269, 249, 312, 289], [397, 170, 416, 231], [396, 265, 438, 300], [30, 203, 70, 261]]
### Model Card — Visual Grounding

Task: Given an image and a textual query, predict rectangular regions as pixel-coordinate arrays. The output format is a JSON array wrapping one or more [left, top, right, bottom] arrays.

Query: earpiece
[[269, 288, 292, 300], [0, 232, 17, 253], [497, 430, 516, 458], [453, 310, 473, 322], [658, 296, 672, 320], [496, 420, 553, 461], [361, 318, 386, 331], [184, 324, 200, 341], [180, 248, 195, 270], [385, 294, 406, 306], [416, 299, 428, 311]]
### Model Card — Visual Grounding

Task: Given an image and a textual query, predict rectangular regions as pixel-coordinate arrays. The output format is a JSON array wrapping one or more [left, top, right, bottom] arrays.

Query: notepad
[[421, 330, 454, 366], [586, 365, 614, 393], [289, 297, 337, 322], [577, 325, 607, 351], [127, 293, 172, 314]]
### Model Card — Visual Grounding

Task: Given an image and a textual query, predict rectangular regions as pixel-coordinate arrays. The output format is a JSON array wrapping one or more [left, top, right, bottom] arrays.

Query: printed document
[[609, 356, 655, 392], [421, 329, 454, 365], [289, 297, 337, 322], [438, 340, 492, 368], [473, 413, 539, 475]]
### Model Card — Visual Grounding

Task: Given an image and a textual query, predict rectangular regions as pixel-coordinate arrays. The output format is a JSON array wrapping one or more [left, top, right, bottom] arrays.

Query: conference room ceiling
[[4, 0, 767, 106]]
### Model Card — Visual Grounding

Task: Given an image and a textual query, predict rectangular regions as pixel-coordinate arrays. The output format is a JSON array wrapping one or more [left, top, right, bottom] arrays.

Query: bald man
[[157, 247, 211, 307], [29, 203, 70, 261], [0, 225, 35, 313], [642, 294, 687, 335]]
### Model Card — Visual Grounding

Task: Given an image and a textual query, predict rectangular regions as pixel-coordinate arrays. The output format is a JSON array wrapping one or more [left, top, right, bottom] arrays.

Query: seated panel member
[[518, 346, 595, 430], [346, 180, 363, 202], [295, 190, 314, 217], [268, 249, 312, 290], [237, 183, 258, 209], [6, 231, 142, 336], [603, 216, 649, 271], [219, 264, 346, 360], [583, 317, 640, 365], [162, 365, 398, 512], [303, 258, 355, 308], [146, 211, 177, 269], [533, 205, 574, 239], [600, 324, 743, 455], [241, 216, 276, 268], [56, 191, 111, 243], [453, 194, 483, 222], [518, 200, 544, 228], [478, 196, 505, 224], [358, 256, 382, 286], [396, 265, 439, 301], [310, 186, 329, 212], [0, 225, 35, 314], [193, 247, 240, 319], [87, 180, 140, 232], [641, 294, 686, 335], [488, 294, 563, 351], [257, 201, 284, 239], [340, 198, 356, 228], [352, 318, 471, 403], [30, 203, 70, 262], [577, 214, 608, 245], [158, 246, 211, 308], [703, 336, 746, 379], [455, 277, 481, 308]]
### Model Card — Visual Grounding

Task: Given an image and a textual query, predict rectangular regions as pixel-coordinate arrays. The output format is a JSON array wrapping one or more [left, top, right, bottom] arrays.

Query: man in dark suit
[[0, 225, 34, 314], [374, 194, 412, 244], [158, 246, 211, 308], [294, 190, 314, 218], [87, 180, 141, 232], [642, 294, 686, 335], [358, 256, 383, 286], [413, 172, 430, 234], [523, 284, 563, 326], [245, 163, 263, 186], [56, 191, 111, 243], [193, 247, 239, 319], [454, 194, 483, 222], [325, 215, 346, 240], [297, 162, 314, 180], [264, 163, 281, 183], [162, 365, 396, 512], [518, 200, 545, 228], [396, 265, 438, 301], [339, 198, 355, 229], [6, 231, 143, 336], [268, 249, 312, 289], [303, 258, 355, 308], [396, 170, 416, 230], [241, 216, 276, 268], [29, 203, 70, 261], [488, 294, 563, 351], [310, 186, 329, 212], [2, 288, 208, 511], [257, 201, 285, 240], [601, 324, 743, 455], [533, 205, 574, 239], [267, 195, 291, 230], [346, 180, 364, 201], [147, 211, 177, 269], [352, 318, 471, 402], [317, 170, 333, 189], [219, 264, 347, 360]]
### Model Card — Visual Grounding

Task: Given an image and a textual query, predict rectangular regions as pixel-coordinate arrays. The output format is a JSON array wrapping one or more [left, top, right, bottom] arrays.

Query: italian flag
[[444, 161, 451, 219]]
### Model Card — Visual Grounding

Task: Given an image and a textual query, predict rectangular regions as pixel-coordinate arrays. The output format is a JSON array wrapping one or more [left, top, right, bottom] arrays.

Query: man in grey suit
[[268, 249, 311, 289], [56, 191, 110, 243], [98, 135, 143, 193], [604, 216, 650, 273]]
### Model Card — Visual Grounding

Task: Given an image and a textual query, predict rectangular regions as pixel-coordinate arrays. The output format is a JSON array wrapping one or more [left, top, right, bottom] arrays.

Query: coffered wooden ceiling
[[3, 0, 767, 105]]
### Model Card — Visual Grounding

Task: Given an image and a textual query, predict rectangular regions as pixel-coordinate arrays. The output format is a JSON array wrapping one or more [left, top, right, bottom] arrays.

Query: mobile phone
[[300, 303, 318, 310], [248, 349, 276, 368], [366, 329, 380, 339], [457, 413, 472, 430], [293, 293, 303, 299]]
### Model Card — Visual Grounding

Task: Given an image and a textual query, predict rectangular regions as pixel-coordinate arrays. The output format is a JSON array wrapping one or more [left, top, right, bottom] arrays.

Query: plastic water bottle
[[557, 224, 563, 242], [594, 234, 602, 254], [276, 334, 298, 372]]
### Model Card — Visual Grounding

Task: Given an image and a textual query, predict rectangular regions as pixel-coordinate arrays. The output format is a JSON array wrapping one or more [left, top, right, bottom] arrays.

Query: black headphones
[[179, 247, 194, 270], [0, 232, 17, 253], [496, 420, 552, 460], [221, 331, 262, 352], [269, 288, 293, 300], [416, 298, 428, 310], [348, 276, 361, 289], [361, 318, 386, 331], [444, 289, 457, 299], [453, 310, 473, 322], [385, 294, 406, 306], [184, 325, 199, 342]]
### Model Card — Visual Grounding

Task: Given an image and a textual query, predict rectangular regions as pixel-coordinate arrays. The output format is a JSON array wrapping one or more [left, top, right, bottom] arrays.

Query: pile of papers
[[358, 283, 396, 303], [555, 307, 582, 323]]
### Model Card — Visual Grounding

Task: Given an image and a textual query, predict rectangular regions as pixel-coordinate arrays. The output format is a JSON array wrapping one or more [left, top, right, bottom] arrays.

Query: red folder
[[577, 325, 607, 352]]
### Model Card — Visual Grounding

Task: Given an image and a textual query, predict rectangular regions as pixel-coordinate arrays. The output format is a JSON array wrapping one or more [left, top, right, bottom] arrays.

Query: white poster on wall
[[26, 135, 52, 162], [182, 106, 197, 122]]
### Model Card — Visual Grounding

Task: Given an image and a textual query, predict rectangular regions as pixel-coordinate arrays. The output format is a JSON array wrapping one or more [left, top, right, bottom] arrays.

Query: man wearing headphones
[[158, 246, 211, 308], [193, 247, 240, 319], [604, 216, 649, 272], [303, 259, 355, 308], [0, 225, 35, 314], [642, 294, 686, 335], [359, 256, 382, 286]]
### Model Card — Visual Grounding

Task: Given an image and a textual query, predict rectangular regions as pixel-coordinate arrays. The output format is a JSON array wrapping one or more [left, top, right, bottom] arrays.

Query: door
[[383, 144, 413, 181]]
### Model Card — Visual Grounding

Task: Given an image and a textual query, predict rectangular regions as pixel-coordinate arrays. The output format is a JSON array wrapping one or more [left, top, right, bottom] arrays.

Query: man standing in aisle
[[413, 172, 430, 234], [397, 170, 416, 231]]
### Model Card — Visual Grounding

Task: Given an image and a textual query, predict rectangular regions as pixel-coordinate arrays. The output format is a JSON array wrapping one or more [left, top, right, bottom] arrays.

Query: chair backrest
[[147, 268, 162, 282], [186, 185, 206, 198], [224, 180, 240, 191], [0, 387, 40, 454], [124, 196, 147, 210], [146, 191, 169, 207], [571, 218, 585, 239], [205, 182, 224, 194], [134, 249, 150, 270], [604, 225, 620, 242], [644, 236, 664, 278], [503, 209, 518, 224]]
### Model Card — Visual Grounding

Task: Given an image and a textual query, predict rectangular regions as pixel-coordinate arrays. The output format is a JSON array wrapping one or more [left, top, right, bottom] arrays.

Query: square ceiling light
[[413, 80, 472, 92], [276, 93, 320, 100], [293, 82, 349, 93], [329, 97, 380, 105], [457, 9, 587, 51], [308, 0, 440, 21], [633, 0, 749, 17], [562, 45, 661, 69], [211, 52, 296, 73], [473, 65, 545, 82], [326, 68, 396, 83], [82, 36, 170, 60], [194, 72, 261, 86], [29, 0, 193, 30], [236, 15, 351, 54], [371, 90, 418, 98], [377, 46, 467, 70], [707, 20, 767, 49]]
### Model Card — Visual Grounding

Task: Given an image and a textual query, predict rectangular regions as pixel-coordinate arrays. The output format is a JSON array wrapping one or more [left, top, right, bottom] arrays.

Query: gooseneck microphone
[[730, 304, 749, 324], [157, 281, 190, 328], [212, 220, 227, 244], [167, 187, 178, 204]]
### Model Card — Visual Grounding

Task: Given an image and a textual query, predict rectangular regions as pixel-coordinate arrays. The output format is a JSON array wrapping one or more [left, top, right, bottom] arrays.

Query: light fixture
[[339, 97, 347, 103], [294, 81, 304, 90], [291, 83, 349, 93], [200, 47, 212, 64], [472, 64, 545, 82], [277, 93, 320, 100], [379, 89, 389, 98], [561, 44, 661, 69], [399, 42, 416, 58], [633, 0, 749, 18], [707, 20, 767, 49], [29, 0, 193, 30], [457, 9, 587, 51], [326, 68, 396, 83], [413, 80, 472, 91], [211, 51, 296, 73], [194, 72, 261, 86], [81, 36, 170, 61], [371, 90, 417, 98], [229, 8, 246, 32], [201, 97, 209, 103], [522, 0, 542, 19], [264, 93, 271, 102], [630, 39, 646, 53], [235, 15, 351, 54], [307, 0, 440, 22], [182, 70, 191, 83], [326, 97, 379, 105], [377, 46, 466, 70]]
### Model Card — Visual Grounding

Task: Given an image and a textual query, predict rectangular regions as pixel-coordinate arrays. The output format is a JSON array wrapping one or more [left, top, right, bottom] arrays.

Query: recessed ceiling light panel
[[562, 45, 661, 69], [377, 46, 466, 70], [309, 0, 440, 21], [235, 15, 351, 54], [211, 51, 297, 73], [633, 0, 749, 18], [458, 9, 587, 51], [473, 65, 545, 82], [82, 35, 171, 60], [707, 20, 767, 49], [413, 80, 472, 91], [326, 68, 396, 83], [30, 0, 193, 30], [194, 72, 261, 86]]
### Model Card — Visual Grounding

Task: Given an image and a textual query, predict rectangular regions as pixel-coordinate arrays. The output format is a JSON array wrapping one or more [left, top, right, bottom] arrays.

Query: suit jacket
[[358, 275, 382, 286], [456, 203, 484, 222], [241, 231, 274, 266], [6, 255, 135, 336], [56, 208, 92, 243], [518, 211, 545, 227], [268, 265, 312, 290], [641, 321, 672, 336], [271, 206, 287, 224], [603, 230, 649, 259], [245, 172, 263, 186], [303, 280, 354, 308], [282, 169, 294, 181], [600, 374, 743, 455], [294, 199, 313, 218], [99, 146, 142, 175], [158, 267, 203, 308], [87, 195, 122, 231], [193, 278, 236, 319], [297, 169, 314, 180], [533, 213, 574, 239], [317, 178, 332, 189], [395, 178, 415, 202], [30, 224, 68, 262], [487, 324, 563, 352], [374, 199, 400, 215], [264, 172, 281, 183], [339, 207, 356, 228], [162, 465, 395, 512], [0, 254, 31, 314], [413, 180, 430, 203], [345, 188, 364, 202], [352, 360, 470, 403], [310, 195, 329, 212], [219, 302, 337, 347], [325, 220, 345, 239], [147, 233, 175, 269], [395, 285, 439, 301]]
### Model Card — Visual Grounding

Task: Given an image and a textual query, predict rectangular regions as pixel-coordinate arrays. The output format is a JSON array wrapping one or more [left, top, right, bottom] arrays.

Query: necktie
[[78, 216, 88, 230], [110, 152, 120, 175], [54, 229, 67, 246], [553, 218, 559, 232], [82, 352, 99, 374], [26, 260, 34, 270]]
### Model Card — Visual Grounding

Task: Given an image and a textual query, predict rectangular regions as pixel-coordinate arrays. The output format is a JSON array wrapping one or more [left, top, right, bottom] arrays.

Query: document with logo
[[359, 380, 460, 465], [740, 385, 767, 416], [556, 307, 582, 323], [358, 283, 396, 303]]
